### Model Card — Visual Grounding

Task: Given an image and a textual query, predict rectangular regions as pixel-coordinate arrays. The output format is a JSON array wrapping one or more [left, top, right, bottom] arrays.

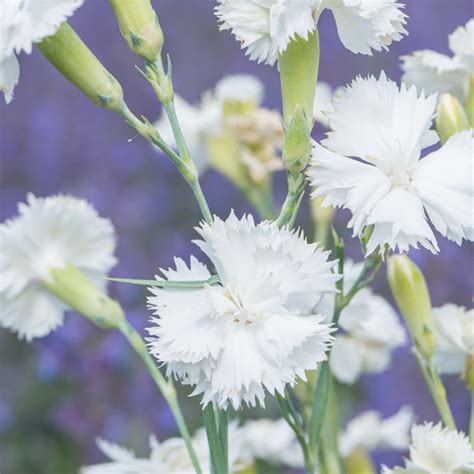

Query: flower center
[[222, 286, 262, 324], [390, 170, 411, 190]]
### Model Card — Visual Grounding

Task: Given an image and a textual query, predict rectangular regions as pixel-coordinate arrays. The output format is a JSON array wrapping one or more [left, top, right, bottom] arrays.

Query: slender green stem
[[218, 411, 228, 470], [470, 391, 474, 448], [119, 103, 212, 224], [414, 349, 456, 429], [276, 393, 315, 473], [276, 174, 306, 228], [189, 176, 213, 224], [118, 319, 202, 474], [203, 404, 227, 474]]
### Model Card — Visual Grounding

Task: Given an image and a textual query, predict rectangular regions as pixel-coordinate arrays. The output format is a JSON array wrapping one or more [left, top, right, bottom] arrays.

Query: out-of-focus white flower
[[401, 19, 474, 101], [215, 0, 317, 65], [81, 424, 249, 474], [154, 74, 264, 172], [317, 260, 405, 383], [382, 422, 474, 474], [147, 213, 338, 410], [319, 0, 407, 56], [240, 418, 304, 468], [0, 194, 116, 340], [432, 303, 474, 375], [215, 0, 406, 65], [0, 0, 84, 103], [340, 406, 414, 458], [308, 72, 474, 255]]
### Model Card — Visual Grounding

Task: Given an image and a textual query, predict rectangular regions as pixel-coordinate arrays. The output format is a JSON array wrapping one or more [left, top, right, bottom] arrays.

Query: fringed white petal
[[0, 54, 20, 104], [323, 0, 407, 55], [411, 130, 474, 245], [401, 50, 469, 100]]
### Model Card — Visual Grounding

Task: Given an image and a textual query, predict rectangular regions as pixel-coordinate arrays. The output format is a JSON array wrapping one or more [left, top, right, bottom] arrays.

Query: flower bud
[[44, 264, 124, 330], [463, 355, 474, 392], [37, 22, 124, 112], [109, 0, 163, 62], [279, 30, 319, 127], [387, 255, 436, 358], [435, 94, 470, 144], [283, 105, 311, 175], [464, 77, 474, 127], [344, 450, 376, 474]]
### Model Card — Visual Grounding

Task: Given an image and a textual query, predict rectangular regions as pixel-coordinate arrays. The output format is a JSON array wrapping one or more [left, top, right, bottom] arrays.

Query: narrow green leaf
[[106, 275, 220, 288], [309, 362, 331, 448], [203, 404, 227, 474]]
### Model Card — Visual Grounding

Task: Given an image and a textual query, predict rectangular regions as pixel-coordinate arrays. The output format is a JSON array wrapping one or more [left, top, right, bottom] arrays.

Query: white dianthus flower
[[432, 303, 474, 375], [320, 0, 407, 56], [81, 424, 249, 474], [215, 0, 406, 65], [154, 74, 264, 173], [215, 0, 317, 65], [382, 422, 474, 474], [317, 260, 405, 383], [0, 194, 116, 340], [308, 72, 474, 255], [147, 213, 338, 410], [339, 406, 414, 458], [240, 418, 304, 468], [401, 19, 474, 101], [0, 0, 84, 103]]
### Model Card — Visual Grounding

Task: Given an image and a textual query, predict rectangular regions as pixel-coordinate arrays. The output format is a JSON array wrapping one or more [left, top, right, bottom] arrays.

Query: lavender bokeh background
[[0, 1, 473, 472]]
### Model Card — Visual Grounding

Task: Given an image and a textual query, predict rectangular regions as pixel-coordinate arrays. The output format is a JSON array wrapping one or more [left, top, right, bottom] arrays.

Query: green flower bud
[[435, 94, 470, 144], [38, 22, 124, 112], [44, 264, 124, 330], [279, 30, 319, 127], [463, 355, 474, 392], [283, 105, 311, 175], [344, 450, 376, 474], [464, 77, 474, 127], [110, 0, 163, 62], [387, 255, 436, 358]]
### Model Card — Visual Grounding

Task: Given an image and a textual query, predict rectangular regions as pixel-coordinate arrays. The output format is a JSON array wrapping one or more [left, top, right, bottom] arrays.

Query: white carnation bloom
[[308, 72, 474, 255], [317, 260, 405, 383], [154, 74, 264, 173], [382, 422, 474, 474], [215, 0, 406, 64], [320, 0, 407, 56], [147, 213, 338, 410], [401, 19, 474, 101], [215, 0, 317, 65], [81, 424, 249, 474], [339, 406, 414, 458], [432, 303, 474, 375], [241, 418, 304, 468], [0, 194, 116, 340], [0, 0, 84, 103]]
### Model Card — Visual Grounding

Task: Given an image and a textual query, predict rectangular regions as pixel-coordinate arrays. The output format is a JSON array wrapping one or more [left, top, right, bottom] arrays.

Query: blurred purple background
[[0, 1, 473, 472]]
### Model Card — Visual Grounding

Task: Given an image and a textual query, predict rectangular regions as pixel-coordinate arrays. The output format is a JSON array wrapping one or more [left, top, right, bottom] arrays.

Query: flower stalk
[[118, 318, 203, 474]]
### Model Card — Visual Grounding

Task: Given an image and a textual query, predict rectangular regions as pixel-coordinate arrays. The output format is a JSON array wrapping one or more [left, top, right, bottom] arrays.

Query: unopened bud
[[435, 94, 470, 144], [464, 77, 474, 127], [345, 450, 376, 474], [283, 106, 311, 175], [463, 355, 474, 392], [279, 30, 319, 127], [44, 264, 124, 330], [38, 22, 124, 112], [387, 255, 436, 358], [110, 0, 163, 62]]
